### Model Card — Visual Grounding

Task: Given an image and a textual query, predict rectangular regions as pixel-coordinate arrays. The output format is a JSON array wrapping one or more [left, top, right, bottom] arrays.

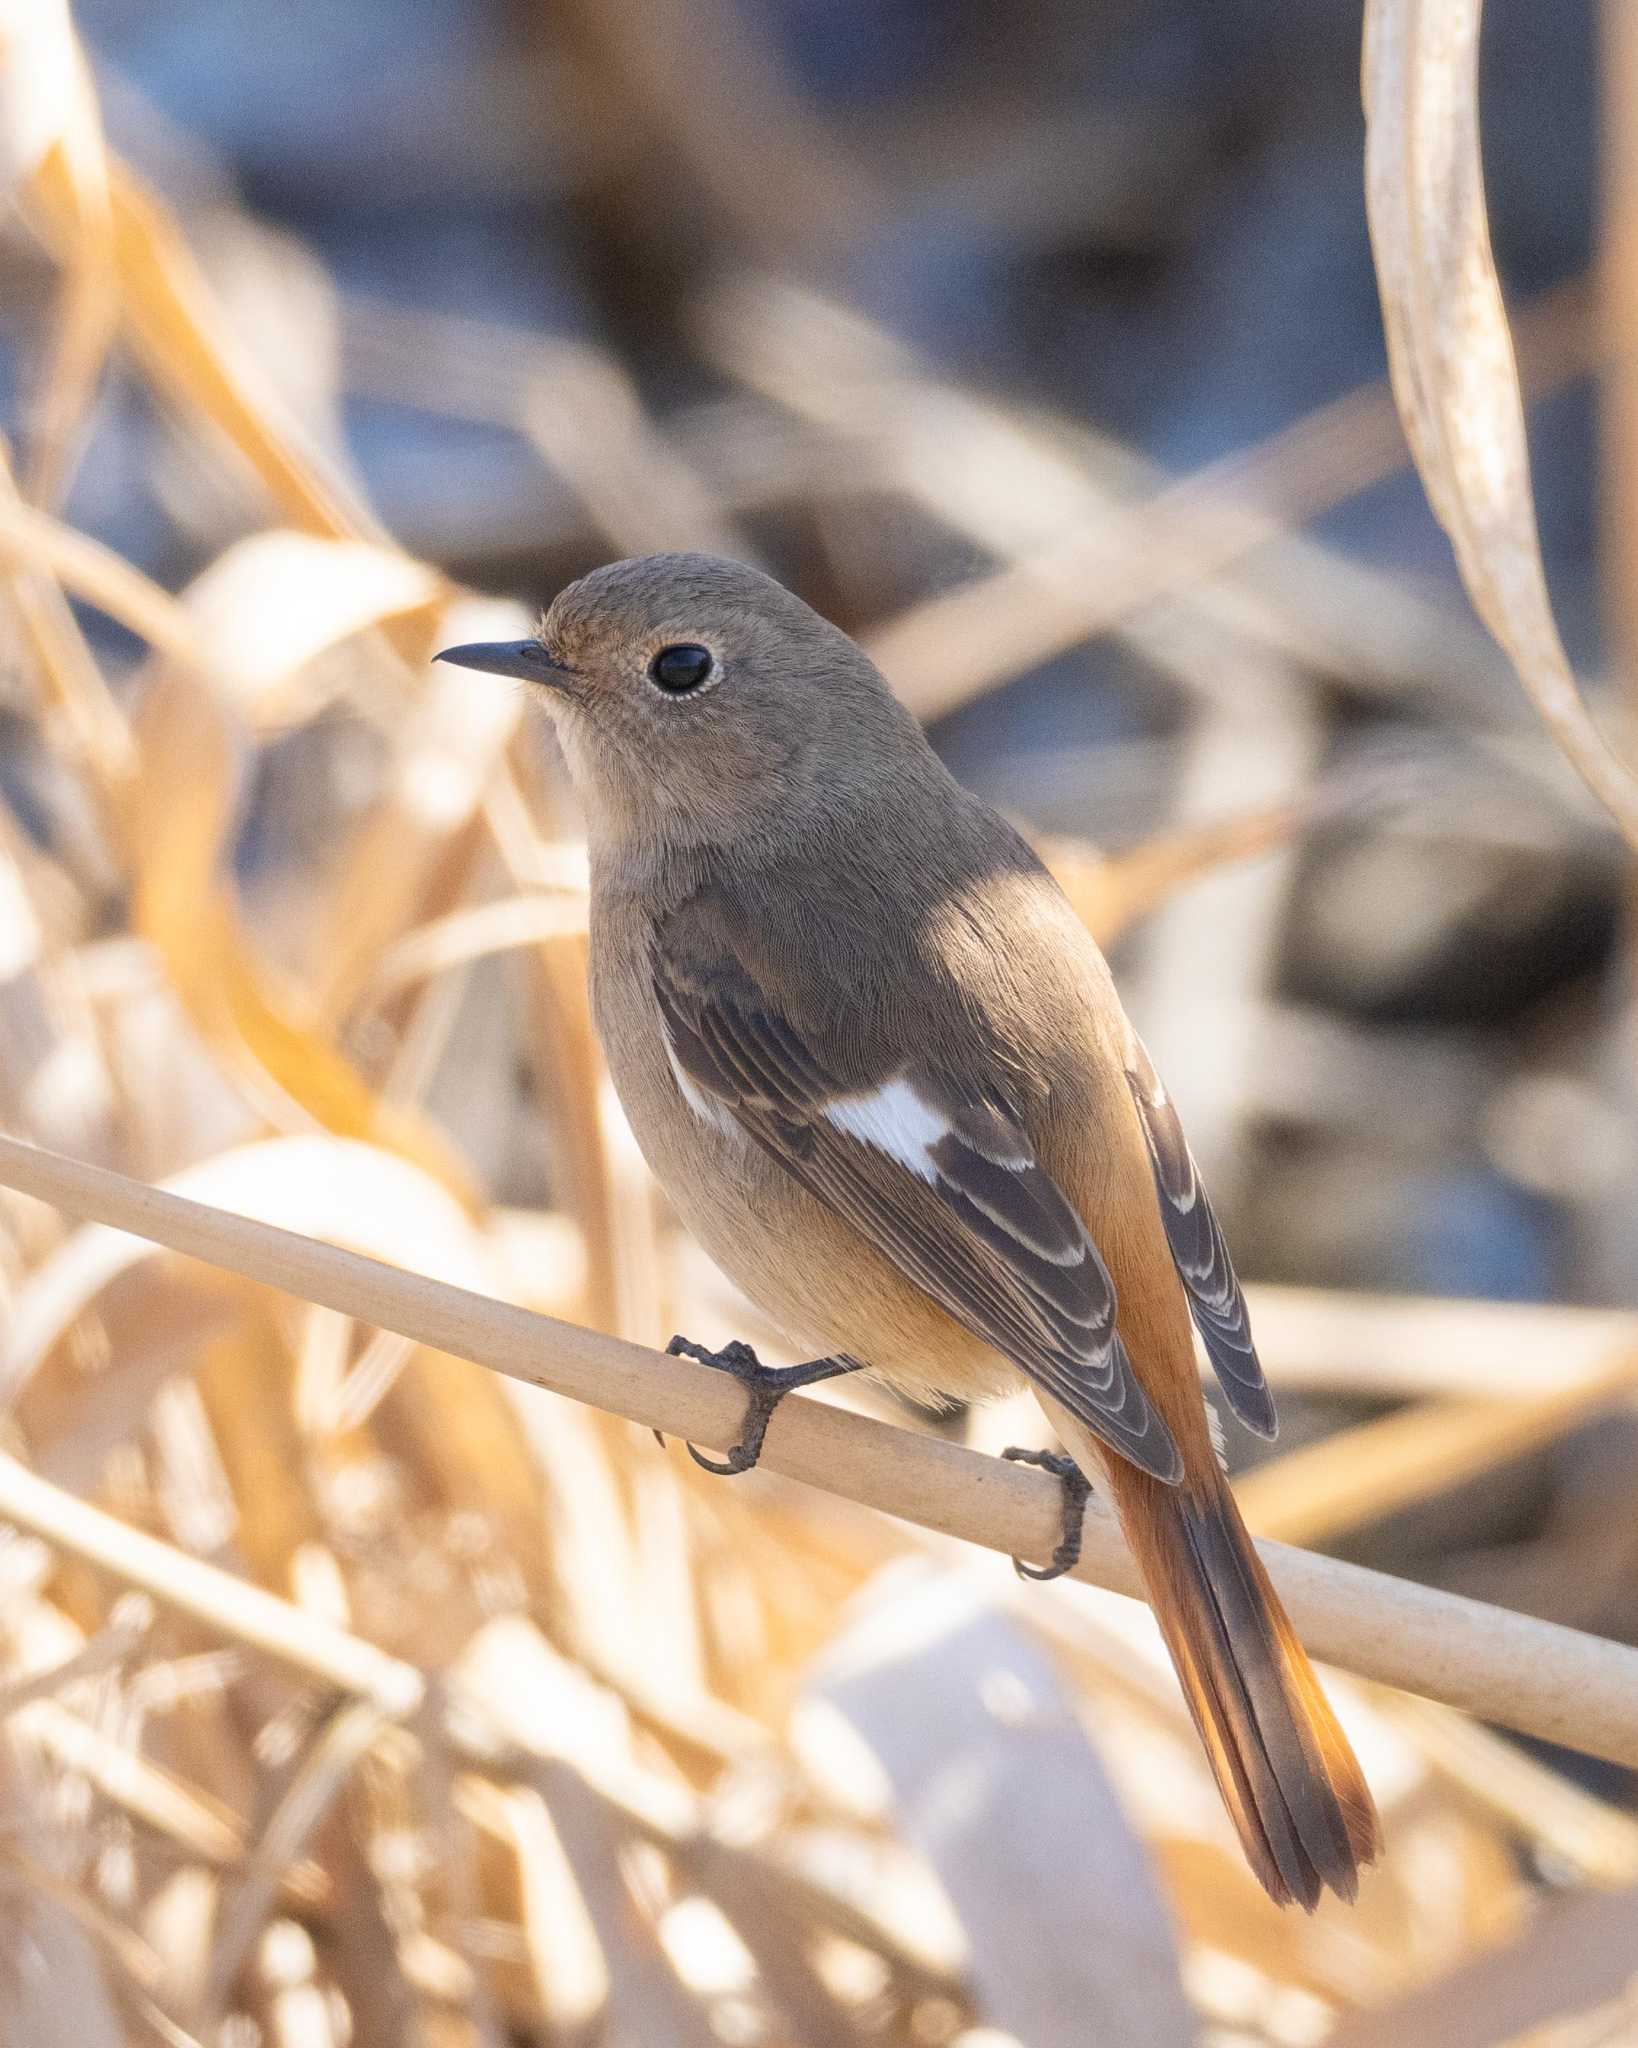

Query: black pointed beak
[[434, 638, 573, 687]]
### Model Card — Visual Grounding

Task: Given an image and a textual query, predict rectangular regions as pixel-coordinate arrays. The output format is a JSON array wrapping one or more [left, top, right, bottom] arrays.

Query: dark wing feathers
[[653, 942, 1184, 1482], [1124, 1037, 1277, 1438]]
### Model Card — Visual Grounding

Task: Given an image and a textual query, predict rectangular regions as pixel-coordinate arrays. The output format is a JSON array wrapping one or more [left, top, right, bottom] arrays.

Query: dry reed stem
[[1237, 1350, 1638, 1547], [863, 275, 1592, 718], [1239, 1286, 1638, 1400], [705, 275, 1589, 721], [5, 1130, 1638, 1771]]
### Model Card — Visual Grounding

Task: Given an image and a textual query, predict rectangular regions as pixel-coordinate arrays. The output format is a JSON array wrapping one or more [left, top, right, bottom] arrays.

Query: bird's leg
[[665, 1337, 858, 1474], [1002, 1446, 1092, 1581]]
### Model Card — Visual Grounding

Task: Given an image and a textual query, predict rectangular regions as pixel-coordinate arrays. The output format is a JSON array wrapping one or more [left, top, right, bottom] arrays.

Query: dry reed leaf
[[522, 342, 752, 559], [310, 592, 522, 1022], [0, 468, 135, 799], [23, 152, 380, 545], [18, 29, 118, 509], [188, 1310, 322, 1588], [479, 1779, 609, 2031], [0, 0, 76, 197], [199, 1697, 389, 2026], [0, 1605, 149, 1717], [362, 890, 590, 1013], [126, 663, 474, 1194], [0, 490, 201, 661], [0, 1443, 425, 1717], [521, 937, 630, 1336], [371, 1341, 565, 1624], [16, 1695, 243, 1872], [701, 277, 1575, 722], [1362, 0, 1638, 843]]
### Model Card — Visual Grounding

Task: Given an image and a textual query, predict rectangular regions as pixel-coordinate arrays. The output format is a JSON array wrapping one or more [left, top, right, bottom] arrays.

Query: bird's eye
[[648, 643, 714, 694]]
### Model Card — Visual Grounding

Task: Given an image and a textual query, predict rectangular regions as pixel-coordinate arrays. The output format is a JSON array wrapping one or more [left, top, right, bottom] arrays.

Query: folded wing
[[654, 938, 1183, 1482], [1124, 1035, 1276, 1438]]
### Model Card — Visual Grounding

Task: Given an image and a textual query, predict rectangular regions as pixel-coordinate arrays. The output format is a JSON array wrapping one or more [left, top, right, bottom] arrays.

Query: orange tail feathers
[[1107, 1461, 1381, 1909]]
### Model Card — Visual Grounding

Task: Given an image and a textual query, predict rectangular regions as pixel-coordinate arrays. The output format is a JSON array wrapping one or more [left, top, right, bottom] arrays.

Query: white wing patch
[[664, 1034, 743, 1141], [824, 1077, 948, 1182]]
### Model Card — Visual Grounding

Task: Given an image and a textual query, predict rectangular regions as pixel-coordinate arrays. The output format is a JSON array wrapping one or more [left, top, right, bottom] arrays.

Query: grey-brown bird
[[438, 553, 1380, 1908]]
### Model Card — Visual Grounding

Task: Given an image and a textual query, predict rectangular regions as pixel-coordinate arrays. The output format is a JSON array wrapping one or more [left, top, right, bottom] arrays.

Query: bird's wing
[[652, 930, 1184, 1482], [1123, 1034, 1276, 1438]]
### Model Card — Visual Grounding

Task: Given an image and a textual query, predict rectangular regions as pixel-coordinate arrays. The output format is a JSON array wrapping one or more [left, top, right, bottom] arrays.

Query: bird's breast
[[584, 889, 1018, 1404]]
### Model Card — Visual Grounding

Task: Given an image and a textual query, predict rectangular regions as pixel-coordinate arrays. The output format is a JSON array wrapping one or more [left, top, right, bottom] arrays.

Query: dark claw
[[1003, 1447, 1092, 1581], [665, 1336, 856, 1474]]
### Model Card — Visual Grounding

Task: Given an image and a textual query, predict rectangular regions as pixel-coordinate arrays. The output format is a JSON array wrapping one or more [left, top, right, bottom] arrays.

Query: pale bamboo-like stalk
[[4, 1130, 1638, 1768]]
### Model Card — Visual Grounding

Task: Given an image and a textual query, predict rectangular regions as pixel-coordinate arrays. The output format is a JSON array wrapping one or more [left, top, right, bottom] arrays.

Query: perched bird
[[438, 554, 1380, 1908]]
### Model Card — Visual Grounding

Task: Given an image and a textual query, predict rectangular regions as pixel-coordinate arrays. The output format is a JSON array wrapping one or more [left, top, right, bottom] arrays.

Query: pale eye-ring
[[648, 643, 714, 694]]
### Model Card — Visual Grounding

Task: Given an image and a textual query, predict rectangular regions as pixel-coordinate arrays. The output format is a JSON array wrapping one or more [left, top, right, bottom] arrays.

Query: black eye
[[648, 643, 714, 694]]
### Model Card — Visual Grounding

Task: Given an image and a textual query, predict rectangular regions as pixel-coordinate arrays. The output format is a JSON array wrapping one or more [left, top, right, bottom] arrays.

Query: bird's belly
[[593, 945, 1016, 1408]]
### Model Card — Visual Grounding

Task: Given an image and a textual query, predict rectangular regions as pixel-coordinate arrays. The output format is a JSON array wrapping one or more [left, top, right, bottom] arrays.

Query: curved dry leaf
[[1, 1134, 496, 1405], [0, 0, 76, 196], [1362, 0, 1638, 844], [180, 531, 446, 727], [804, 1571, 1194, 2047]]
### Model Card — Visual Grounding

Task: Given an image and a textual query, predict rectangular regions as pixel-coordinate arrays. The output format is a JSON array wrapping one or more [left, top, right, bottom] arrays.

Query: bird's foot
[[665, 1337, 856, 1474], [1002, 1446, 1092, 1581]]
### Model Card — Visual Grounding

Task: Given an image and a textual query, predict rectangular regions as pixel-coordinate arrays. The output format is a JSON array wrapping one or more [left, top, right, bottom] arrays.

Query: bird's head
[[437, 553, 925, 852]]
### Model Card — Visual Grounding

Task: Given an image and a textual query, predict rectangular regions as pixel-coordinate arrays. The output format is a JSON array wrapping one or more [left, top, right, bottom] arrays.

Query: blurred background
[[2, 0, 1637, 2042]]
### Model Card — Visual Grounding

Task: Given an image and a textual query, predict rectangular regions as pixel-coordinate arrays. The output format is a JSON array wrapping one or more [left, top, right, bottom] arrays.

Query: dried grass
[[0, 5, 1631, 2044]]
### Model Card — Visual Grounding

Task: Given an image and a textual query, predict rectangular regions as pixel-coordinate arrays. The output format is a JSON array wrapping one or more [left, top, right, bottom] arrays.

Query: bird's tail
[[1108, 1461, 1381, 1908]]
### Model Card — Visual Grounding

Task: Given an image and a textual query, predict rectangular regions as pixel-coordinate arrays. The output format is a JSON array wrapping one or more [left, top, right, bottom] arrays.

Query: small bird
[[438, 554, 1380, 1908]]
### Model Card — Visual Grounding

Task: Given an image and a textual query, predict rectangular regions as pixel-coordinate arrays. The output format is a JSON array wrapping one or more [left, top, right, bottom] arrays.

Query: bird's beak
[[434, 639, 574, 689]]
